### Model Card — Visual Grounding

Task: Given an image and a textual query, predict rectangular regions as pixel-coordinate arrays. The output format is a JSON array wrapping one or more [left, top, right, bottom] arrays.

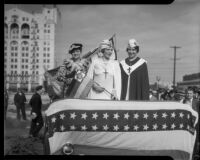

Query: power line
[[170, 46, 181, 87]]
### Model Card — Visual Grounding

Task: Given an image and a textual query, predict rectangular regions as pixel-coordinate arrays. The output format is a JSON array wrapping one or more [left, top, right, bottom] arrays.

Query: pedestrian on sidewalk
[[14, 88, 27, 121], [29, 85, 44, 138], [4, 87, 9, 120]]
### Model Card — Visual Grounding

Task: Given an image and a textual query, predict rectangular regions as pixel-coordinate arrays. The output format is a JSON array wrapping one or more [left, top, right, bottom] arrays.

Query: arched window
[[10, 23, 19, 39], [21, 23, 30, 39], [10, 41, 18, 52]]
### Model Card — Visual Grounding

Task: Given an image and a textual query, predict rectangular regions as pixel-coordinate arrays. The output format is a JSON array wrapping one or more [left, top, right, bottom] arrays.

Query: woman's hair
[[126, 46, 139, 53]]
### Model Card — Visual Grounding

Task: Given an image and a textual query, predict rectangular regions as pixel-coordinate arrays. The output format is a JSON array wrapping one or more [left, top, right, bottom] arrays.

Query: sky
[[4, 1, 200, 84]]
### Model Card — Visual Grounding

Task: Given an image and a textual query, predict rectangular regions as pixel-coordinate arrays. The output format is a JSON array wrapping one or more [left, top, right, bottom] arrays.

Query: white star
[[152, 124, 158, 130], [153, 113, 158, 119], [103, 125, 109, 131], [51, 117, 56, 123], [143, 113, 149, 119], [171, 123, 176, 129], [162, 123, 167, 129], [113, 113, 120, 120], [124, 125, 130, 131], [60, 125, 65, 131], [81, 113, 88, 120], [92, 125, 98, 131], [92, 112, 98, 120], [133, 125, 139, 131], [133, 113, 139, 119], [171, 112, 176, 118], [179, 112, 184, 118], [60, 113, 65, 120], [187, 114, 190, 119], [124, 113, 130, 119], [113, 125, 119, 131], [70, 125, 76, 130], [103, 113, 109, 119], [70, 112, 77, 119], [81, 125, 87, 131], [162, 112, 168, 119], [143, 124, 149, 131], [179, 123, 184, 129]]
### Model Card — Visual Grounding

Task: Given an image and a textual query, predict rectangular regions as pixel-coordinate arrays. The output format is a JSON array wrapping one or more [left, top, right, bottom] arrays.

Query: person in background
[[120, 38, 149, 100], [4, 88, 9, 120], [29, 85, 44, 138], [181, 87, 199, 159], [149, 90, 157, 101], [14, 88, 27, 121]]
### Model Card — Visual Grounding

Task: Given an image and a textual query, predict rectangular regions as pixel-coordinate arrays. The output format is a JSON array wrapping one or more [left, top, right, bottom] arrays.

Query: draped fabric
[[45, 99, 198, 159]]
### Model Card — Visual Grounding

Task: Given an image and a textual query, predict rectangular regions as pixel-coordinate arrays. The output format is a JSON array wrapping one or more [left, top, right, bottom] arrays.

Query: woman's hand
[[92, 83, 105, 93]]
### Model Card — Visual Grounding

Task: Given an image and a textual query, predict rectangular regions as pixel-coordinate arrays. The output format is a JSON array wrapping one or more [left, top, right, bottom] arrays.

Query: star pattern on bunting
[[47, 109, 196, 136]]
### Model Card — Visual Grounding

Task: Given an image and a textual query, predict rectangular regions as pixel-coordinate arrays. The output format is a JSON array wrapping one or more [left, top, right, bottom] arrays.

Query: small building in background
[[177, 72, 200, 89]]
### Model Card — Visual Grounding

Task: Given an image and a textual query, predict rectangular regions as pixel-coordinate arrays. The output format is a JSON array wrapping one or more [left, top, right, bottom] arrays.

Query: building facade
[[4, 7, 57, 92], [177, 72, 200, 89]]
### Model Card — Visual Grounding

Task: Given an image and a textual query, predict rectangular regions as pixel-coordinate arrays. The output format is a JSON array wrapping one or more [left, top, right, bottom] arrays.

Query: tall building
[[4, 7, 57, 92]]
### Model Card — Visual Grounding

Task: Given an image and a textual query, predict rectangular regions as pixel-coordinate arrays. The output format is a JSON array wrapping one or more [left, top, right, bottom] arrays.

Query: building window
[[11, 59, 13, 62], [15, 53, 18, 56], [26, 47, 28, 51], [36, 59, 39, 63], [44, 53, 46, 57], [26, 53, 28, 57], [11, 47, 14, 50], [22, 53, 24, 57], [15, 59, 17, 62], [47, 54, 50, 57], [25, 65, 28, 69], [15, 46, 18, 50], [22, 71, 24, 75], [11, 53, 14, 56], [47, 48, 50, 51], [43, 59, 46, 63], [37, 53, 39, 57], [36, 65, 39, 69], [44, 48, 46, 51], [25, 71, 28, 74], [22, 47, 25, 51], [22, 59, 24, 62], [23, 17, 25, 21], [47, 59, 50, 63], [15, 65, 17, 69], [22, 65, 24, 69], [26, 59, 28, 63], [36, 71, 39, 75]]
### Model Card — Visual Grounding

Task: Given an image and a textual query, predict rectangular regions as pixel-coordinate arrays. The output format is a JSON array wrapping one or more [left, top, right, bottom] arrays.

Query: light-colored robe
[[87, 57, 121, 100]]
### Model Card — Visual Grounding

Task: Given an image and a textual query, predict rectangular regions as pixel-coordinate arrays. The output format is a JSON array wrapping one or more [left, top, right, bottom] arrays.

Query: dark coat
[[29, 92, 42, 116], [14, 92, 26, 106]]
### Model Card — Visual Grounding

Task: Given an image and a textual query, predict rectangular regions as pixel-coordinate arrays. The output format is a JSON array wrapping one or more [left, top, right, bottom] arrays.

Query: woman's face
[[103, 48, 113, 60], [127, 47, 138, 59], [71, 49, 81, 60]]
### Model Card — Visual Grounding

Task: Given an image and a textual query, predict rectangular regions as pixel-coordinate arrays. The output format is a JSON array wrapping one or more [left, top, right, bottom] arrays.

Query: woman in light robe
[[87, 39, 121, 100]]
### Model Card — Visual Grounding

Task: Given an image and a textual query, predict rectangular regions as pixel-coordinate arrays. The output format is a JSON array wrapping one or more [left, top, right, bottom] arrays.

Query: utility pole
[[170, 46, 181, 87]]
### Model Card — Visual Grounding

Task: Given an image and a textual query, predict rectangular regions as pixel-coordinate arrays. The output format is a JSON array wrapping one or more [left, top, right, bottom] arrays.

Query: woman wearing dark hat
[[29, 85, 44, 138], [56, 43, 90, 98]]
